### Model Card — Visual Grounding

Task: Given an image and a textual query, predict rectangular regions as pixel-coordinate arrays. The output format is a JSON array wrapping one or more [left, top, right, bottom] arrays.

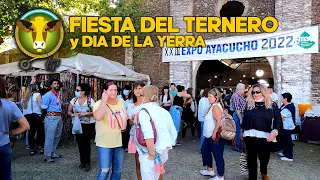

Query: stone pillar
[[311, 0, 320, 105], [169, 0, 193, 88], [125, 47, 133, 70], [275, 0, 313, 104]]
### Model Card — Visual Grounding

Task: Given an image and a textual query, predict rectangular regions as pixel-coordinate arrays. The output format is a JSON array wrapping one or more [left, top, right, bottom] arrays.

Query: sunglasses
[[252, 91, 261, 95], [75, 89, 81, 92], [244, 91, 248, 94]]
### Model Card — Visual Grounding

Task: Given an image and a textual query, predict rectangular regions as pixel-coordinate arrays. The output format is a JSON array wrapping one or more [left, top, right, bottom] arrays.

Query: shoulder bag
[[135, 108, 157, 147]]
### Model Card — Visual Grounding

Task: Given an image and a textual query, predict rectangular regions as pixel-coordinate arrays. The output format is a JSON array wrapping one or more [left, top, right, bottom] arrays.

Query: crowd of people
[[0, 76, 298, 180]]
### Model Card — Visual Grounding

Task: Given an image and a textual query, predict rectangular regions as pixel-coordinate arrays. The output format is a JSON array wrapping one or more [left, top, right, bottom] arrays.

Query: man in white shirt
[[268, 87, 278, 105]]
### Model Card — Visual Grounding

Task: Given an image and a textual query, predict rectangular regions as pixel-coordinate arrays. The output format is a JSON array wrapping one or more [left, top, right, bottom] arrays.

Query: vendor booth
[[0, 53, 151, 135]]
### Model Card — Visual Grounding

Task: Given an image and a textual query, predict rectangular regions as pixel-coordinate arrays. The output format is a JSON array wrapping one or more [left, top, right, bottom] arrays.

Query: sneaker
[[278, 152, 285, 157], [176, 142, 182, 146], [39, 148, 44, 154], [200, 169, 215, 176], [209, 176, 224, 180], [280, 157, 293, 161], [44, 157, 55, 163], [52, 155, 62, 159], [26, 145, 30, 150], [30, 150, 36, 156]]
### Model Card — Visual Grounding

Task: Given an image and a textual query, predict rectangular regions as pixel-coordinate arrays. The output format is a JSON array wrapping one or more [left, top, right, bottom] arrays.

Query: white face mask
[[255, 97, 264, 102], [123, 90, 129, 96]]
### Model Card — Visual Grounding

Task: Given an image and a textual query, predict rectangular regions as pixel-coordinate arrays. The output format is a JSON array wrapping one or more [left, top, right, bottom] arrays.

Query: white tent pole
[[76, 72, 79, 85]]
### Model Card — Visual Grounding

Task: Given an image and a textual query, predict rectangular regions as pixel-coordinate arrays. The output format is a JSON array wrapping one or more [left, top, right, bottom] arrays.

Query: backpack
[[220, 112, 236, 140]]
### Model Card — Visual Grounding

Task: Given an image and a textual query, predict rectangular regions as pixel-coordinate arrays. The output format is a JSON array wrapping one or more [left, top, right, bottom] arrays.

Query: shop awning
[[0, 53, 151, 84]]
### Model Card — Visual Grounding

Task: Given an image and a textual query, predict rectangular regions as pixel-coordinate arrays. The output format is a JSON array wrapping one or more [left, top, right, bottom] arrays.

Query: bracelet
[[272, 129, 278, 135]]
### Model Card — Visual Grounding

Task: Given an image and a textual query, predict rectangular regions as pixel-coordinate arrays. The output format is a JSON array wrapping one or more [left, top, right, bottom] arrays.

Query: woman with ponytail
[[200, 88, 225, 180], [22, 84, 43, 155]]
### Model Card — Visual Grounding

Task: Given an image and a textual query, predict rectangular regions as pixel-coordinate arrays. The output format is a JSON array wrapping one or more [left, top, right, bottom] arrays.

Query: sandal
[[30, 150, 36, 155]]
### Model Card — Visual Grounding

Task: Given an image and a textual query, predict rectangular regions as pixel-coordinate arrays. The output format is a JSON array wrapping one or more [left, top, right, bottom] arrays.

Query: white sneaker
[[281, 157, 293, 161], [200, 169, 215, 176], [278, 152, 285, 157], [209, 176, 224, 180]]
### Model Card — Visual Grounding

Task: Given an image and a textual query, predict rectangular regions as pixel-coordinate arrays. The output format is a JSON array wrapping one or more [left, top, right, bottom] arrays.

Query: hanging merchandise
[[94, 78, 98, 102]]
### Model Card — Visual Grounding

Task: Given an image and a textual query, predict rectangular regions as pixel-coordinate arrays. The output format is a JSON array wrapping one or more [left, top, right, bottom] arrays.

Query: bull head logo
[[16, 17, 62, 52]]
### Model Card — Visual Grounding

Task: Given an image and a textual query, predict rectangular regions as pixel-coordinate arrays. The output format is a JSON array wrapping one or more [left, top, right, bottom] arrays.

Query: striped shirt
[[231, 92, 247, 113]]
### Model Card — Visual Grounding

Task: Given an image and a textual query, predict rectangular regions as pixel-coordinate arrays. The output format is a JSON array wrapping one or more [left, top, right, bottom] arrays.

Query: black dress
[[173, 95, 184, 107]]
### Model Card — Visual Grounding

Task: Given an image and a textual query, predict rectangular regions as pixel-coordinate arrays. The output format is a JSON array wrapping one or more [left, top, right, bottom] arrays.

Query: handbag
[[220, 112, 236, 140], [106, 104, 126, 131], [239, 140, 249, 175], [268, 107, 286, 152], [72, 116, 83, 134], [135, 108, 157, 147]]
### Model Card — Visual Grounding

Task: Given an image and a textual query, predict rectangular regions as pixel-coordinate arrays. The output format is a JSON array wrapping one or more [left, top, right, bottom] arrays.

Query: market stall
[[0, 53, 151, 135]]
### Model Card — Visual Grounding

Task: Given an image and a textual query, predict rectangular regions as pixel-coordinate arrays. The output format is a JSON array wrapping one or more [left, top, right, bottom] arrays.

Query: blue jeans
[[233, 112, 243, 150], [201, 138, 225, 176], [200, 122, 204, 149], [282, 130, 294, 159], [0, 144, 12, 180], [97, 146, 125, 180], [26, 131, 29, 145], [44, 116, 63, 157], [169, 106, 183, 133]]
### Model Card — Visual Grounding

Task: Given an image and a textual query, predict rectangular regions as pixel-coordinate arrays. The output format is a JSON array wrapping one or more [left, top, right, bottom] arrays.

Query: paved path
[[11, 135, 320, 180]]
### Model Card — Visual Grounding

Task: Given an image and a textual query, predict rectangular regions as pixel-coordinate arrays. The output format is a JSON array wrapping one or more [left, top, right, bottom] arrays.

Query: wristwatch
[[272, 129, 278, 135]]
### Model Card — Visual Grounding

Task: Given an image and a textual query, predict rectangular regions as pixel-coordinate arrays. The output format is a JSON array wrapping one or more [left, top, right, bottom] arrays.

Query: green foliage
[[0, 0, 44, 37]]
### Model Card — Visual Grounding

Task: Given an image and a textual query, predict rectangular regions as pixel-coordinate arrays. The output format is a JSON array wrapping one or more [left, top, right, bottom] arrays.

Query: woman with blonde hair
[[242, 84, 283, 180], [129, 85, 177, 180], [22, 84, 44, 155], [200, 88, 225, 180]]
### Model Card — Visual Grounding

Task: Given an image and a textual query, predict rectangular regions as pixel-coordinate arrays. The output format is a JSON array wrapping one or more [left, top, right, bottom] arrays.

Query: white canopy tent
[[0, 53, 151, 84], [32, 53, 151, 84], [0, 61, 57, 76]]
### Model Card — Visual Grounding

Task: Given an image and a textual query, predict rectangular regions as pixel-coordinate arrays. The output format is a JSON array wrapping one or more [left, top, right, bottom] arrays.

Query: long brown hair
[[0, 77, 6, 99], [247, 84, 273, 110], [133, 81, 145, 103], [187, 88, 194, 100], [22, 84, 38, 109]]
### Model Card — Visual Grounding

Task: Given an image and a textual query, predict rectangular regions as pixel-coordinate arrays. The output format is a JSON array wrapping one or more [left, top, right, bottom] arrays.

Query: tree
[[0, 0, 146, 61], [0, 0, 103, 38]]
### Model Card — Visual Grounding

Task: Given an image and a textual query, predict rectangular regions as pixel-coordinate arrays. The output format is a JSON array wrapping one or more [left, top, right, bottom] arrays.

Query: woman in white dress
[[129, 85, 177, 180]]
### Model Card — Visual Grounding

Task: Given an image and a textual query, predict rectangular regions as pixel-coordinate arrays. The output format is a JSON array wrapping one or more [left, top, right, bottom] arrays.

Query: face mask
[[123, 90, 129, 96], [75, 92, 81, 98]]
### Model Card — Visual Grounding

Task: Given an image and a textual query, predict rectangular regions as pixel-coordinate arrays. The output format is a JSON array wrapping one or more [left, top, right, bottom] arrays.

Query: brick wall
[[132, 0, 170, 88], [275, 0, 313, 104], [193, 0, 275, 40], [311, 0, 320, 105]]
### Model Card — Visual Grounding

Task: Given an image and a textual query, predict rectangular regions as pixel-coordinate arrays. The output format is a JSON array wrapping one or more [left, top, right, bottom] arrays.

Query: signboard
[[162, 26, 319, 62]]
